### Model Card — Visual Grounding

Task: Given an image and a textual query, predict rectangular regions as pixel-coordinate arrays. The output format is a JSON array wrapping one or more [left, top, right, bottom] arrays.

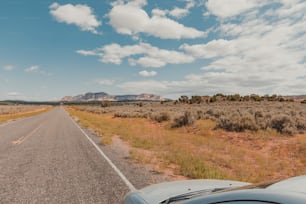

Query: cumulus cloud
[[139, 70, 157, 77], [117, 1, 306, 97], [50, 2, 101, 34], [169, 7, 190, 18], [205, 0, 265, 18], [108, 0, 205, 39], [77, 42, 194, 68], [75, 1, 306, 97], [152, 0, 195, 19], [180, 39, 236, 59]]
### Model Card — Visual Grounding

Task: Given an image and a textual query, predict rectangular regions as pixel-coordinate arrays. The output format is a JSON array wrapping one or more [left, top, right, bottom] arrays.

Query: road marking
[[12, 123, 44, 145], [67, 110, 137, 191]]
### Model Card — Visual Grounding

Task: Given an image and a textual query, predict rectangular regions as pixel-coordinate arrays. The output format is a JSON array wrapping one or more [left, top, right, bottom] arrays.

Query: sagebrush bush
[[172, 111, 195, 128], [151, 112, 171, 123], [270, 115, 296, 135], [216, 112, 258, 132], [295, 116, 306, 133]]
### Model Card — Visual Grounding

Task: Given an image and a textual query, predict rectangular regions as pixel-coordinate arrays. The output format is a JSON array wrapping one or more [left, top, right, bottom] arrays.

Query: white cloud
[[77, 42, 194, 68], [24, 65, 52, 76], [7, 92, 21, 97], [205, 0, 264, 18], [179, 1, 306, 95], [25, 65, 40, 73], [152, 0, 195, 19], [169, 7, 190, 19], [152, 9, 167, 17], [180, 39, 236, 58], [50, 2, 101, 34], [276, 1, 306, 18], [139, 70, 157, 77], [119, 80, 169, 95], [74, 1, 306, 97], [118, 1, 306, 97], [108, 0, 205, 39], [96, 79, 115, 86], [76, 50, 97, 56], [3, 65, 14, 71]]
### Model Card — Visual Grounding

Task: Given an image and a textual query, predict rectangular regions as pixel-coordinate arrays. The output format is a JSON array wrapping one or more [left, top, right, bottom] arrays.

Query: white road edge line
[[66, 110, 136, 192]]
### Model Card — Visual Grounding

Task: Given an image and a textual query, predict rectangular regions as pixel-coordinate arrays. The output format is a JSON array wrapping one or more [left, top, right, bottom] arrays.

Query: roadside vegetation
[[66, 97, 306, 183], [0, 105, 52, 124]]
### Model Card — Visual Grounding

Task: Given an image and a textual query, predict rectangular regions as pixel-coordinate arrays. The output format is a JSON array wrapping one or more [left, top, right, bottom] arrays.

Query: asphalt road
[[0, 106, 132, 203]]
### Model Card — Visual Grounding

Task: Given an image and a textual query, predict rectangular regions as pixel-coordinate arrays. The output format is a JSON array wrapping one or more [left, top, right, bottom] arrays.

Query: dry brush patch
[[66, 104, 306, 183], [0, 105, 52, 123]]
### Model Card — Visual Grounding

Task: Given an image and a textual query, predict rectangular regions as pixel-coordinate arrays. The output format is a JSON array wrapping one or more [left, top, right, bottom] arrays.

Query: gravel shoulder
[[79, 123, 173, 189]]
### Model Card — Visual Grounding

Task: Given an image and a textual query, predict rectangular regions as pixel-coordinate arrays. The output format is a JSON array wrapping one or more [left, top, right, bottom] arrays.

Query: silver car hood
[[267, 174, 306, 194], [134, 179, 250, 204]]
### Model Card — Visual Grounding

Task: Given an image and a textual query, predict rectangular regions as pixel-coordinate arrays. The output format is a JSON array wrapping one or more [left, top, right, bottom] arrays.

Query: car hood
[[267, 174, 306, 194], [131, 179, 250, 204]]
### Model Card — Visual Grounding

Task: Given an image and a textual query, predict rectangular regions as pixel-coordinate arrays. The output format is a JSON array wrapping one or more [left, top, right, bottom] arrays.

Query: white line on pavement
[[66, 109, 136, 192]]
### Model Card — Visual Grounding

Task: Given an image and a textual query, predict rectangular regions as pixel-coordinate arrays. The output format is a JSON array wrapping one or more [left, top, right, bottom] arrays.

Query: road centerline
[[12, 122, 44, 145]]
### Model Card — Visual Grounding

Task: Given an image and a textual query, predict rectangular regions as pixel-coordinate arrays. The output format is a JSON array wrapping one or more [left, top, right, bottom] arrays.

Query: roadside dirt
[[106, 125, 306, 183], [108, 136, 187, 184]]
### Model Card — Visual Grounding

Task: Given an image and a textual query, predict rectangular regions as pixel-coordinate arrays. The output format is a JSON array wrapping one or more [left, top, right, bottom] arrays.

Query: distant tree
[[242, 95, 250, 101], [215, 93, 225, 97], [250, 94, 262, 101], [227, 94, 241, 101], [279, 97, 285, 102], [179, 95, 189, 103], [190, 96, 202, 104], [210, 95, 217, 103]]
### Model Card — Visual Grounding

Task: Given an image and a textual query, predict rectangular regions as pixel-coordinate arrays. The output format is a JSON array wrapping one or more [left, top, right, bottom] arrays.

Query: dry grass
[[66, 105, 306, 183], [0, 105, 52, 123]]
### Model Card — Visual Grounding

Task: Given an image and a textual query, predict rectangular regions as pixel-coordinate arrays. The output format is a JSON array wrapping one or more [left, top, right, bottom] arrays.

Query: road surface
[[0, 107, 132, 203]]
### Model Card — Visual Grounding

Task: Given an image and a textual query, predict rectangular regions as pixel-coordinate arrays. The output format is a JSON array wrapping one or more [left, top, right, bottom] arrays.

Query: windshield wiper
[[160, 188, 226, 204]]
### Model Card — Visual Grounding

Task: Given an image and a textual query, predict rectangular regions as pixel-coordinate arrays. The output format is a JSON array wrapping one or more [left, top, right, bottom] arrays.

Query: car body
[[123, 175, 306, 204]]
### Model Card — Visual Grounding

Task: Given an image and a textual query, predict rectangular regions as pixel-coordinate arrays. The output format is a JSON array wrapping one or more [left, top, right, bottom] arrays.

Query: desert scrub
[[0, 105, 52, 123], [172, 111, 196, 128], [270, 114, 297, 135], [70, 101, 306, 136], [163, 149, 226, 179], [216, 111, 259, 132], [150, 112, 171, 123], [66, 105, 306, 183]]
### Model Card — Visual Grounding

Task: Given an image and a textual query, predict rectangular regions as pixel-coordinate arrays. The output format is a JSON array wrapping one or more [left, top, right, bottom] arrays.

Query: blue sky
[[1, 0, 306, 101]]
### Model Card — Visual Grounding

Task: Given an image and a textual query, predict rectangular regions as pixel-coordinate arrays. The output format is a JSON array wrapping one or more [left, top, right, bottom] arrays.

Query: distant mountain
[[284, 95, 306, 102], [61, 92, 163, 102]]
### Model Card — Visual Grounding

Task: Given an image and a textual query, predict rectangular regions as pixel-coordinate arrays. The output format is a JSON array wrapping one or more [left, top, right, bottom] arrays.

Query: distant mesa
[[61, 92, 163, 102]]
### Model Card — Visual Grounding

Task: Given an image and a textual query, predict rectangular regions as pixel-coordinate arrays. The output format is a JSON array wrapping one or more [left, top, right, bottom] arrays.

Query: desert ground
[[65, 100, 306, 183]]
